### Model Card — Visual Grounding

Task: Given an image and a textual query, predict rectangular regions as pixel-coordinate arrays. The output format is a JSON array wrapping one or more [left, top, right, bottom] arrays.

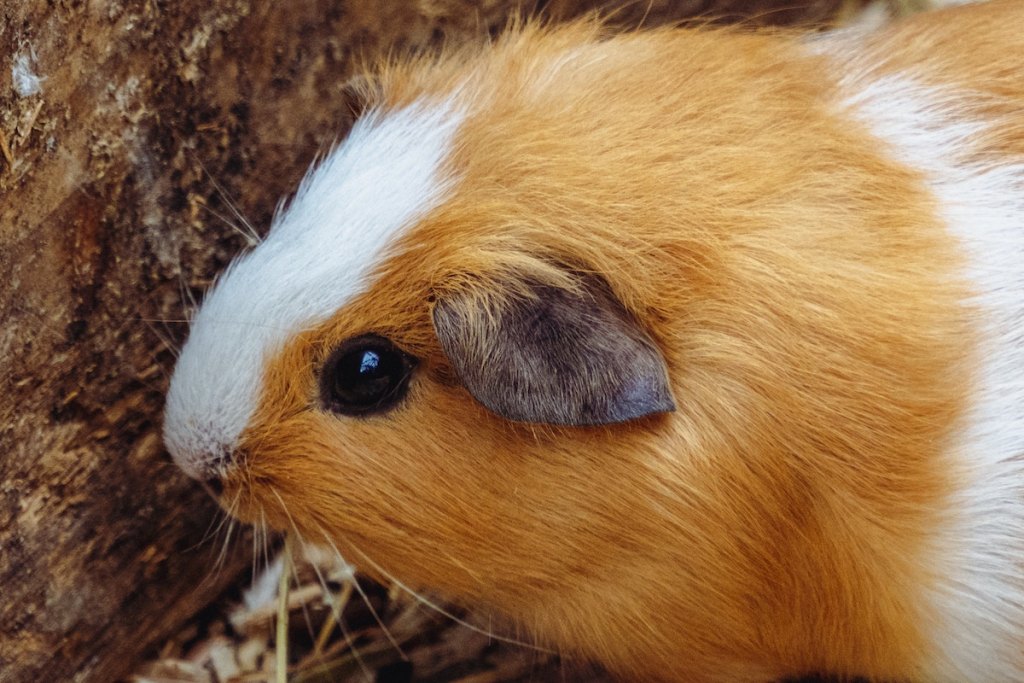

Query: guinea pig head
[[161, 69, 686, 627]]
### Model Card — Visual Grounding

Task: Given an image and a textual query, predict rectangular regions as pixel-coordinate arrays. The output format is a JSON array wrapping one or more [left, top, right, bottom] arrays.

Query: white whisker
[[192, 153, 263, 246], [252, 509, 264, 586], [177, 266, 199, 324], [194, 487, 241, 554], [303, 544, 374, 682], [345, 540, 555, 654], [313, 528, 408, 659], [198, 199, 261, 248], [267, 488, 377, 682], [283, 533, 320, 646], [202, 514, 237, 590]]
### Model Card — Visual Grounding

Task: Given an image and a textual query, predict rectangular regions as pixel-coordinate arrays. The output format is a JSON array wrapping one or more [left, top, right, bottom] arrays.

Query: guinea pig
[[163, 1, 1024, 680]]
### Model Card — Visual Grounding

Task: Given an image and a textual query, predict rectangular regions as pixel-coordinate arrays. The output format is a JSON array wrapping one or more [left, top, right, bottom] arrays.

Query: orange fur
[[217, 4, 1024, 680], [830, 0, 1024, 157]]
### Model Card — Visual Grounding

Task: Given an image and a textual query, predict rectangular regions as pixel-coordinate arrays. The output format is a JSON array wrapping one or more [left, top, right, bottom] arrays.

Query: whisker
[[123, 314, 294, 337], [301, 541, 374, 682], [213, 515, 238, 580], [197, 514, 235, 594], [191, 511, 224, 553], [314, 529, 407, 658], [252, 509, 263, 586], [261, 509, 273, 574], [150, 323, 181, 359], [345, 540, 555, 654], [135, 317, 193, 324], [312, 578, 354, 657], [266, 488, 376, 682], [263, 514, 278, 580], [279, 540, 331, 668], [177, 265, 199, 324], [197, 199, 261, 248], [192, 487, 242, 554], [192, 153, 263, 246]]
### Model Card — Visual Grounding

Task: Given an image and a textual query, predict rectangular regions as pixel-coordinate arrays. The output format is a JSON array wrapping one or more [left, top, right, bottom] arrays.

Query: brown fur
[[220, 4, 1024, 680]]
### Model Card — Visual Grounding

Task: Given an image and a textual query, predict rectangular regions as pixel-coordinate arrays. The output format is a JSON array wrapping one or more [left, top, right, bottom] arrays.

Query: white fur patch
[[164, 100, 464, 478], [838, 74, 1024, 680]]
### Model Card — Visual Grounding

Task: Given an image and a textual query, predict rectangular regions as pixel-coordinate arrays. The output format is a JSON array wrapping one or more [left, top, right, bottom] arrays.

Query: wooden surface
[[0, 1, 857, 681]]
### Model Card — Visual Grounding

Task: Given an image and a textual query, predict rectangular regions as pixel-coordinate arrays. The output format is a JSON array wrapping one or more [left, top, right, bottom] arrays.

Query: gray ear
[[432, 277, 676, 426]]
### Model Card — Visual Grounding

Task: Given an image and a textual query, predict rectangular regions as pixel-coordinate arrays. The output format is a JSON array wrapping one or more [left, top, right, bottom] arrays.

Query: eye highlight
[[320, 334, 417, 416]]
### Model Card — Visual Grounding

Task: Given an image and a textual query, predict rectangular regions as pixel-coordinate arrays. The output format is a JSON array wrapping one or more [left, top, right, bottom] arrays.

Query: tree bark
[[0, 1, 852, 681]]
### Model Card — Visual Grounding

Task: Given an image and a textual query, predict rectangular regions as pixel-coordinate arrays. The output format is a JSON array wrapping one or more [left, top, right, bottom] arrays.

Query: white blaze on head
[[164, 99, 465, 479]]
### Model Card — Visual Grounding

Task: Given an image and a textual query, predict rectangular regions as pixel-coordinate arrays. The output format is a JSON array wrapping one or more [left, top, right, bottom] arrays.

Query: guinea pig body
[[164, 2, 1024, 681]]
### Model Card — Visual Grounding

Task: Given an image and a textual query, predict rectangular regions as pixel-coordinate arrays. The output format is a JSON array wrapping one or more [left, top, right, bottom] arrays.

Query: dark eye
[[320, 334, 417, 416]]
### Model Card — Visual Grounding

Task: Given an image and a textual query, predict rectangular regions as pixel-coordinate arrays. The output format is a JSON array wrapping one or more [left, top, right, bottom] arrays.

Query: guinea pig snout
[[166, 439, 238, 487]]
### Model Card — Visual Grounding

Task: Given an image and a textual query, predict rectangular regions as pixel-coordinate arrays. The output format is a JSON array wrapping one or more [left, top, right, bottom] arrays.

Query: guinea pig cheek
[[230, 416, 344, 532], [229, 387, 428, 549]]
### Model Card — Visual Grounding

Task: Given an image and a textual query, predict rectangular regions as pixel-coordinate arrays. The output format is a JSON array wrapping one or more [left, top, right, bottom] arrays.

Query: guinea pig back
[[163, 2, 1024, 680]]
